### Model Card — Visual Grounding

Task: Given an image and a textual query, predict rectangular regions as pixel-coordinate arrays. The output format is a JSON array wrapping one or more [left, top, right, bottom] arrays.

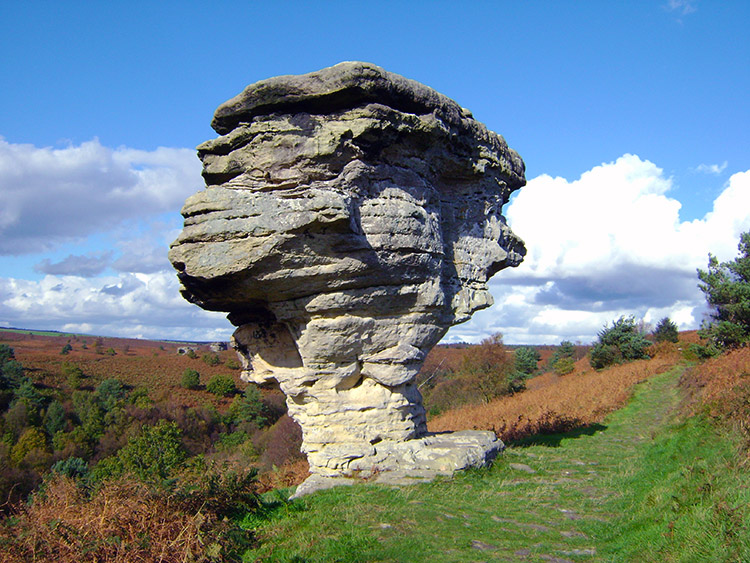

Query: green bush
[[95, 379, 127, 411], [553, 356, 576, 375], [206, 375, 237, 397], [0, 344, 13, 366], [60, 343, 72, 355], [93, 421, 187, 484], [202, 353, 221, 366], [181, 368, 200, 390], [44, 400, 67, 437], [590, 316, 651, 369], [51, 456, 89, 479], [698, 231, 750, 349], [11, 427, 47, 465], [514, 347, 541, 376], [1, 359, 27, 390], [61, 362, 84, 389], [72, 391, 105, 440], [652, 317, 679, 343], [229, 387, 267, 427], [549, 340, 576, 373]]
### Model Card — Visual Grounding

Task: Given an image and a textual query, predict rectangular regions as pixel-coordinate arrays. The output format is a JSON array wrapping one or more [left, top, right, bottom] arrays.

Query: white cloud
[[0, 272, 232, 341], [695, 161, 728, 175], [666, 0, 697, 16], [448, 156, 750, 344], [0, 138, 202, 255], [35, 251, 114, 277]]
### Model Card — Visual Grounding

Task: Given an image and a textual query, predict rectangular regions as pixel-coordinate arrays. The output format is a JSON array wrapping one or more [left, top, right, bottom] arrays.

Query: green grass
[[241, 366, 750, 562], [0, 327, 82, 338]]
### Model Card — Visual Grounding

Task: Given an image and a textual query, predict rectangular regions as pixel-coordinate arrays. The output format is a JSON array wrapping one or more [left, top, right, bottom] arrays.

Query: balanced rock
[[169, 62, 526, 493]]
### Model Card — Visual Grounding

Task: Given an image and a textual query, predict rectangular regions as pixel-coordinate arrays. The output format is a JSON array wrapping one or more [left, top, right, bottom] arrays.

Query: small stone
[[558, 509, 582, 520], [560, 548, 596, 556], [471, 540, 497, 551], [510, 463, 537, 474], [560, 530, 588, 538]]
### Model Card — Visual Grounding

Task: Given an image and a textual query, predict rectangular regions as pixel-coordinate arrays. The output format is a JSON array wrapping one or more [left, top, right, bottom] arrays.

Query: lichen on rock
[[169, 61, 526, 494]]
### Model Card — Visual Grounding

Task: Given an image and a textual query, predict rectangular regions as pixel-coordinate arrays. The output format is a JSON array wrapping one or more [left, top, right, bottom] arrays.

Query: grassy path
[[244, 365, 748, 562]]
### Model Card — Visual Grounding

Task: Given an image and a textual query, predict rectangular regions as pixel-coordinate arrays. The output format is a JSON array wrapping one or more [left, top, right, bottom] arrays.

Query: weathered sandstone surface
[[169, 62, 526, 494]]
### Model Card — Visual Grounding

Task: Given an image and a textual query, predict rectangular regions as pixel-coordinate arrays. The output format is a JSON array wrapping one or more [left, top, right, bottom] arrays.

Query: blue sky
[[1, 1, 748, 343]]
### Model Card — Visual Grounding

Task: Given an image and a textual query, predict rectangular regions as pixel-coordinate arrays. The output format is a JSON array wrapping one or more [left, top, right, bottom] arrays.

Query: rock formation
[[169, 62, 526, 495]]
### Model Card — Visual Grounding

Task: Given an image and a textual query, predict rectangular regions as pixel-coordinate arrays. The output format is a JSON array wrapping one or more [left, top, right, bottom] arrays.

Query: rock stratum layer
[[169, 62, 526, 492]]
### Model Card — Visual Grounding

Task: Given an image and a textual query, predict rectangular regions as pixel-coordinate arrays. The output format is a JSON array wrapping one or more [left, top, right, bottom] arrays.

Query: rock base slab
[[290, 430, 503, 498]]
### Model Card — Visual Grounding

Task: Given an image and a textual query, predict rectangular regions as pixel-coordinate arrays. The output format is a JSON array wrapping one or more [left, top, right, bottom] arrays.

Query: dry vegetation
[[428, 341, 683, 443], [680, 346, 750, 444], [2, 330, 245, 410]]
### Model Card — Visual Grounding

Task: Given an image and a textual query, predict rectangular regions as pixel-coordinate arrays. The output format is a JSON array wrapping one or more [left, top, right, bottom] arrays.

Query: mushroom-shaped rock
[[169, 62, 526, 493]]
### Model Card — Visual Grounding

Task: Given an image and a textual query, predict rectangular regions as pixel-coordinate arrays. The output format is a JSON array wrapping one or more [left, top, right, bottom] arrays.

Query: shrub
[[652, 316, 679, 343], [50, 456, 88, 479], [95, 379, 127, 411], [72, 391, 104, 440], [180, 368, 200, 390], [549, 340, 576, 374], [0, 474, 254, 562], [0, 344, 14, 366], [225, 358, 241, 370], [11, 427, 48, 465], [698, 231, 750, 349], [590, 316, 651, 369], [13, 380, 45, 411], [460, 333, 515, 402], [3, 400, 34, 441], [1, 359, 27, 390], [553, 356, 576, 375], [93, 421, 187, 485], [60, 343, 72, 355], [61, 362, 84, 389], [43, 400, 67, 437], [514, 347, 541, 376], [229, 386, 267, 428], [255, 415, 304, 471], [202, 353, 221, 366], [206, 375, 237, 397]]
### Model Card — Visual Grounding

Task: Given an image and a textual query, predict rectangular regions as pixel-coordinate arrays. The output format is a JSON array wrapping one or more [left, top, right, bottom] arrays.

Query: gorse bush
[[206, 374, 237, 397], [92, 421, 187, 484], [95, 378, 127, 411], [203, 353, 221, 366], [590, 316, 651, 370], [180, 367, 200, 389]]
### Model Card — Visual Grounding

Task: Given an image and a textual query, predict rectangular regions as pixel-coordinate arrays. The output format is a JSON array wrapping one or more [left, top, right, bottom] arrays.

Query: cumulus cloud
[[34, 251, 114, 277], [447, 156, 750, 344], [0, 272, 232, 341], [0, 138, 202, 255]]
